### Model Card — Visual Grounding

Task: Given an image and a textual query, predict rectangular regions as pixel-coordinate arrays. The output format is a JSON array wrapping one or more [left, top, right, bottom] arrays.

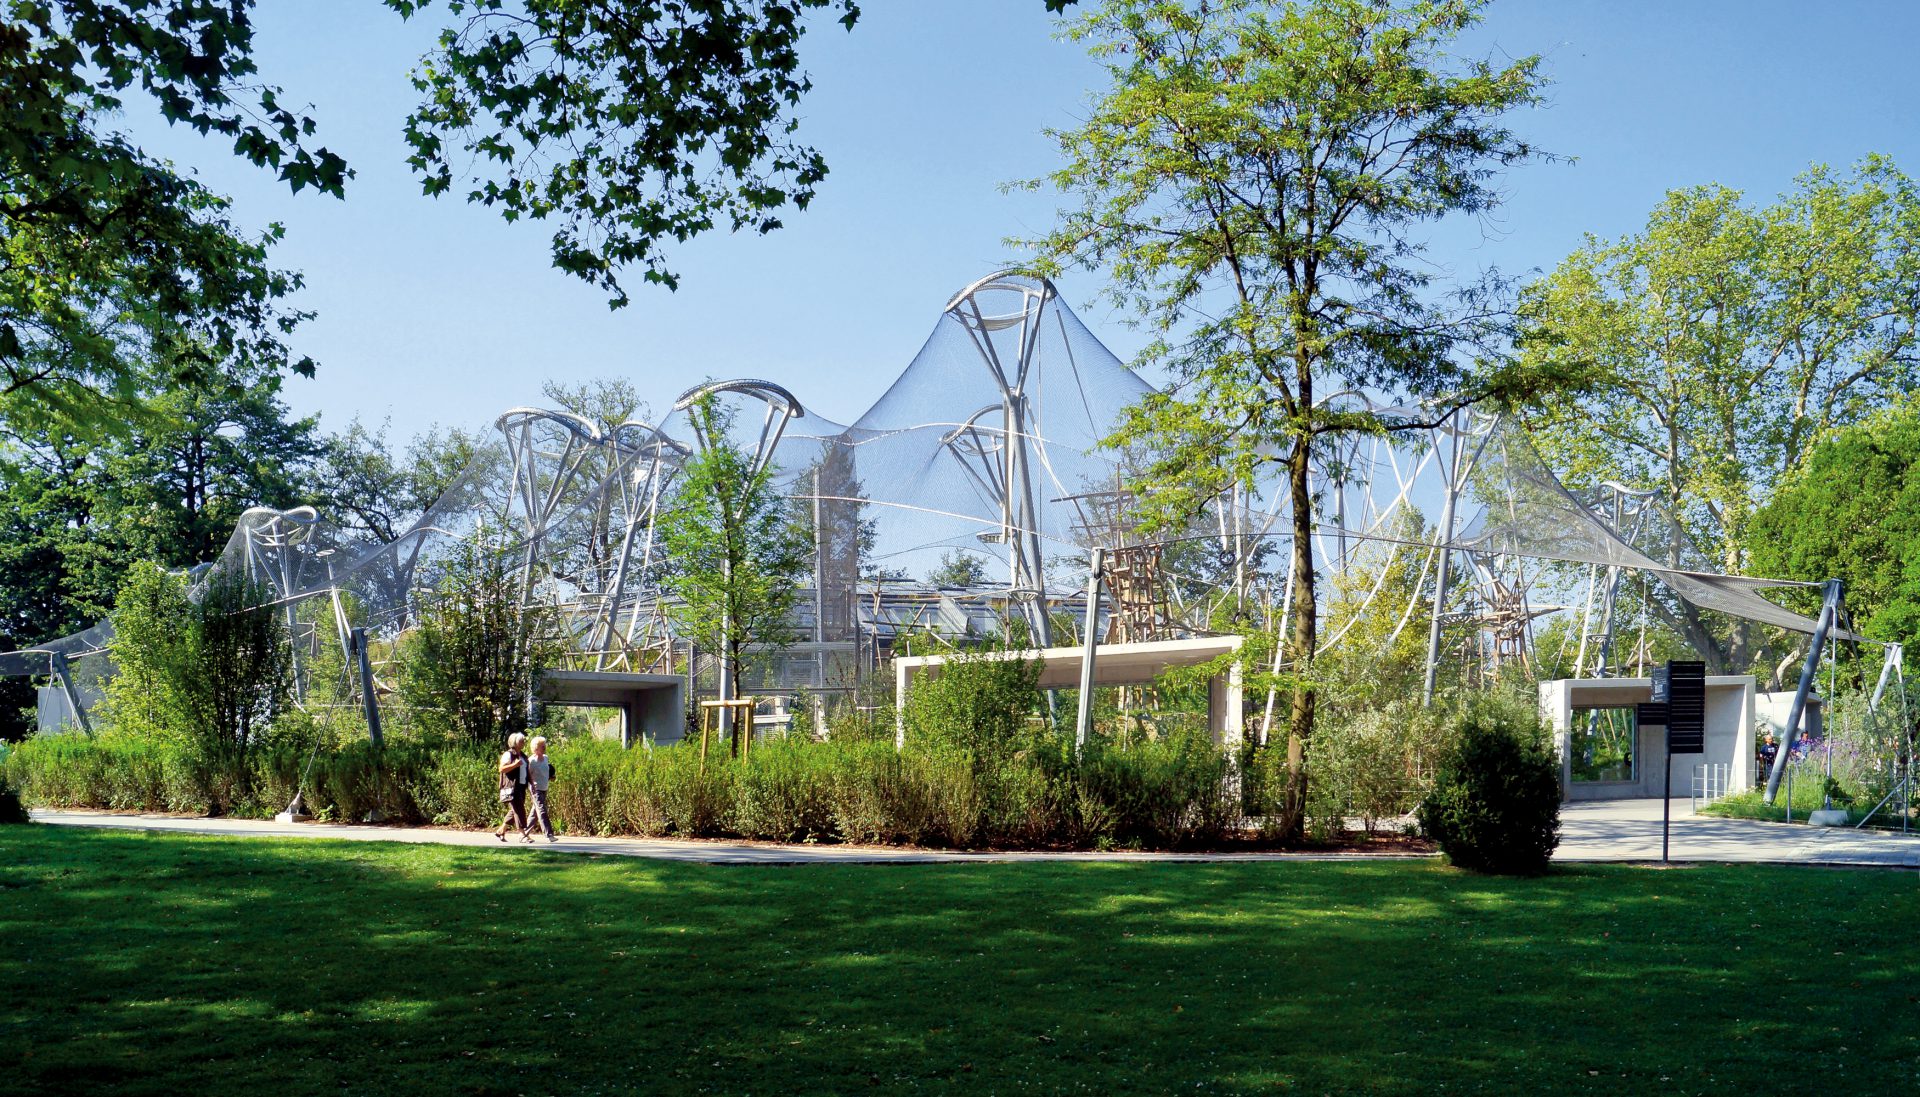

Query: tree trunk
[[1275, 435, 1318, 843]]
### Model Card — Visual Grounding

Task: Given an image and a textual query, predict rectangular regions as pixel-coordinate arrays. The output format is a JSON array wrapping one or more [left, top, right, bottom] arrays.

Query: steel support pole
[[1422, 429, 1464, 705], [50, 652, 92, 735], [352, 628, 384, 748], [814, 467, 826, 689], [1764, 579, 1842, 803], [1074, 548, 1104, 757]]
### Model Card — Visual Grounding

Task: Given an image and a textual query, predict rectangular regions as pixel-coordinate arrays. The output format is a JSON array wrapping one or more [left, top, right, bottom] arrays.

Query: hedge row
[[4, 729, 1246, 850]]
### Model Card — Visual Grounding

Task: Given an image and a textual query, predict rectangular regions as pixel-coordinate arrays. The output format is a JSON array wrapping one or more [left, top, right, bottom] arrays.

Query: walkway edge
[[26, 809, 1437, 865]]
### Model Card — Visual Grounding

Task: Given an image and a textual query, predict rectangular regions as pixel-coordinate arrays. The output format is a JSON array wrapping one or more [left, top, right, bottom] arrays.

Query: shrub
[[976, 751, 1065, 847], [1307, 701, 1452, 836], [734, 737, 838, 841], [314, 738, 402, 822], [429, 750, 501, 828], [546, 738, 627, 836], [1077, 731, 1236, 848], [904, 648, 1045, 757], [2, 731, 191, 812], [608, 752, 670, 837], [396, 535, 560, 746], [653, 743, 736, 837], [1417, 697, 1561, 875], [99, 563, 291, 814], [0, 749, 27, 824]]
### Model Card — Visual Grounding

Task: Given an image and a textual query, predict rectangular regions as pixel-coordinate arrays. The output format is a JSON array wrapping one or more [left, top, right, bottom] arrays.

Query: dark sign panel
[[1666, 660, 1706, 753], [1636, 702, 1668, 727]]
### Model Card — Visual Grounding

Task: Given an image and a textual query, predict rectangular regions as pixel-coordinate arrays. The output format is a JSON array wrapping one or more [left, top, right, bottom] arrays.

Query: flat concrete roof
[[1547, 675, 1756, 707], [895, 635, 1243, 689], [538, 670, 685, 704]]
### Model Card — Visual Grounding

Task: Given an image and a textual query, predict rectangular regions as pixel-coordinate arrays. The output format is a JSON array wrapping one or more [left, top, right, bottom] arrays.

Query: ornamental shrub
[[653, 742, 736, 837], [396, 535, 561, 747], [1076, 730, 1236, 848], [734, 737, 839, 841], [1418, 696, 1561, 874], [903, 647, 1045, 757], [545, 737, 626, 836], [0, 746, 26, 824]]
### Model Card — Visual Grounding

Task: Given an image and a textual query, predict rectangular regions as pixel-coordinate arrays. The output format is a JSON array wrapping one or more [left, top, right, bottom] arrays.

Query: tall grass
[[4, 726, 1267, 849]]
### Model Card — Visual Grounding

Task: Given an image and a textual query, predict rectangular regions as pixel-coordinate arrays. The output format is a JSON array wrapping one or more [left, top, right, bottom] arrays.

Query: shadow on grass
[[2, 826, 1915, 1095]]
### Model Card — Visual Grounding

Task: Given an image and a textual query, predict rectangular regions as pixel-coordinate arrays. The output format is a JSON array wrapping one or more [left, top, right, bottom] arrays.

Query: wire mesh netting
[[2, 270, 1871, 734]]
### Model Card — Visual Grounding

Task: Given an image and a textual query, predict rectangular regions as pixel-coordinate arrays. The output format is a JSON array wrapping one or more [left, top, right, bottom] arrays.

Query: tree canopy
[[1748, 397, 1920, 655], [1020, 0, 1556, 840], [654, 396, 810, 708], [1521, 156, 1920, 674]]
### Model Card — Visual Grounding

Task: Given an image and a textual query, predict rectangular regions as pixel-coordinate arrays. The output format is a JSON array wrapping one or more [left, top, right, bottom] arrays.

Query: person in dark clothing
[[494, 732, 531, 842]]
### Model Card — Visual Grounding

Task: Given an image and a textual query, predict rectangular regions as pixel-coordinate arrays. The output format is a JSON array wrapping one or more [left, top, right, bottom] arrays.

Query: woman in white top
[[524, 736, 558, 841]]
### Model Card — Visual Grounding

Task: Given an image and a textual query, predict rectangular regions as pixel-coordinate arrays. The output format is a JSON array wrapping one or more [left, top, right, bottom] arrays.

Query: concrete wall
[[1539, 676, 1756, 800]]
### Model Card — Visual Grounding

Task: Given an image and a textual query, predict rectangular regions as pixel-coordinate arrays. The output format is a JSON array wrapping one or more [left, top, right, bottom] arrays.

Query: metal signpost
[[1643, 660, 1706, 862]]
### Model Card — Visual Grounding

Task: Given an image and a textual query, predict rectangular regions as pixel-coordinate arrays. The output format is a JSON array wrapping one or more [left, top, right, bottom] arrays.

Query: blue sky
[[118, 0, 1920, 439]]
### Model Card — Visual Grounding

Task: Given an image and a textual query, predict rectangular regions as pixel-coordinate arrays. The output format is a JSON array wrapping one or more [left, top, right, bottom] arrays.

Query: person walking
[[525, 735, 558, 842], [494, 732, 532, 842]]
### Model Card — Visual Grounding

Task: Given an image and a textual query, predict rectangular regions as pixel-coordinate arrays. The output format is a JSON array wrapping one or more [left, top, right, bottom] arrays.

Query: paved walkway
[[1557, 797, 1920, 867], [27, 798, 1920, 867], [25, 810, 1419, 864]]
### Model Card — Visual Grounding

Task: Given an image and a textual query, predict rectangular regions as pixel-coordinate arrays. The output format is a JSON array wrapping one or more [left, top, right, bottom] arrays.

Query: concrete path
[[1557, 797, 1920, 867], [26, 799, 1920, 868], [24, 809, 1425, 864]]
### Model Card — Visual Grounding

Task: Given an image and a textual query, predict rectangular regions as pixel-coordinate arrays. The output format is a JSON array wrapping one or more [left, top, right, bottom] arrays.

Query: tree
[[539, 377, 653, 589], [1521, 157, 1920, 674], [191, 566, 293, 769], [97, 362, 322, 565], [391, 0, 863, 303], [1021, 0, 1556, 841], [928, 549, 990, 588], [1310, 511, 1444, 712], [398, 534, 558, 745], [3, 1, 335, 433], [1748, 397, 1920, 654], [655, 397, 810, 724], [100, 561, 289, 811], [8, 2, 1105, 431], [0, 350, 320, 735], [0, 122, 314, 436]]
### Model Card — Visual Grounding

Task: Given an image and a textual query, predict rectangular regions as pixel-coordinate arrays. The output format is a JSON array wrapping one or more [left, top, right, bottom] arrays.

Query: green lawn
[[3, 828, 1914, 1095]]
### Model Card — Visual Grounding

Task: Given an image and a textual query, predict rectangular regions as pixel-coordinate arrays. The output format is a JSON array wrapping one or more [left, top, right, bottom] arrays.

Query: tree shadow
[[2, 829, 1912, 1095]]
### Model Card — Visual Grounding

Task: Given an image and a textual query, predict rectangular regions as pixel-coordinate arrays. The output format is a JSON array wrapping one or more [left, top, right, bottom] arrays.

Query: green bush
[[98, 563, 292, 814], [653, 743, 736, 837], [904, 648, 1045, 756], [546, 738, 627, 836], [607, 753, 670, 837], [0, 747, 27, 824], [826, 739, 975, 846], [977, 751, 1066, 847], [429, 750, 501, 828], [1306, 700, 1452, 836], [1417, 697, 1561, 875], [3, 731, 193, 812], [734, 737, 837, 841], [1076, 730, 1236, 848], [396, 535, 561, 746], [3, 699, 1255, 851]]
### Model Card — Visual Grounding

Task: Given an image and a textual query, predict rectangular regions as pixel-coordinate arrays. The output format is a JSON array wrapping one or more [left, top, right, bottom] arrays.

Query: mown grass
[[2, 826, 1915, 1095]]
